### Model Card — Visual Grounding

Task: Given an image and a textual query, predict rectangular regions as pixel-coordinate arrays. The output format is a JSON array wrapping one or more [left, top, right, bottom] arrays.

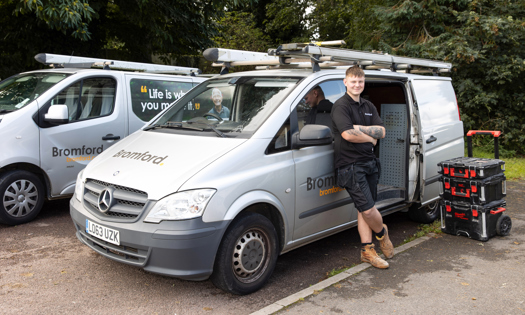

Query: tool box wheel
[[496, 215, 512, 236]]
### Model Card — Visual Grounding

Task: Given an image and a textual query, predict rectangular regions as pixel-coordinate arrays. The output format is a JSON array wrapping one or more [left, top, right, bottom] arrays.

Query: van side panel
[[411, 79, 464, 204]]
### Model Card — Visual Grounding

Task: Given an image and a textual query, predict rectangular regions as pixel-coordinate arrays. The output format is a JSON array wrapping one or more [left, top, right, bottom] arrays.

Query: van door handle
[[102, 134, 121, 141], [426, 135, 437, 144]]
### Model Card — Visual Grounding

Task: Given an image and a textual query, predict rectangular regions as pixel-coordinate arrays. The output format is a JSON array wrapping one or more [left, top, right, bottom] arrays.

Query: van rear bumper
[[69, 198, 230, 281]]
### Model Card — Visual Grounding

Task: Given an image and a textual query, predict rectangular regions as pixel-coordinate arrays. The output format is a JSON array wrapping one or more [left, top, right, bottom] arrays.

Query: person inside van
[[208, 88, 230, 120], [304, 86, 333, 125], [331, 66, 394, 269]]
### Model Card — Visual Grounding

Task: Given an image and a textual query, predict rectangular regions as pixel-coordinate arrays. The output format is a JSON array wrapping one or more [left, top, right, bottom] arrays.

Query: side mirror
[[44, 105, 69, 125], [292, 125, 333, 149]]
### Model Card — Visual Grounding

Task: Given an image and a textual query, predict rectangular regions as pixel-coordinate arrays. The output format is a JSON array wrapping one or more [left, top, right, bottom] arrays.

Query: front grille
[[83, 178, 148, 220]]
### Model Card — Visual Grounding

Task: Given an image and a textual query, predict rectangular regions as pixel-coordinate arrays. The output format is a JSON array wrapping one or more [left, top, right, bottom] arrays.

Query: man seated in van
[[208, 88, 230, 120], [304, 86, 333, 125]]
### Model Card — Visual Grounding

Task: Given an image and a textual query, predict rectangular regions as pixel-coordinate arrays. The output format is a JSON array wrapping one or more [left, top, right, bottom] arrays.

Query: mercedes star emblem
[[97, 187, 115, 213]]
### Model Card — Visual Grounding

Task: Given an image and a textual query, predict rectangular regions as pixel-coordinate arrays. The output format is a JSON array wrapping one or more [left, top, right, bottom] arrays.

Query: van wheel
[[0, 170, 45, 225], [211, 212, 278, 295], [408, 200, 439, 224], [496, 215, 512, 236]]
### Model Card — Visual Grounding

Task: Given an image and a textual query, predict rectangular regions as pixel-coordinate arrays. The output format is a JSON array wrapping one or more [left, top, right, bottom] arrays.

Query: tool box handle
[[466, 130, 502, 159], [490, 207, 506, 215]]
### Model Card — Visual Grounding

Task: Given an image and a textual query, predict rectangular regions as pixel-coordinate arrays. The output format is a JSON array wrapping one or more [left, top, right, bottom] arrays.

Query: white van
[[69, 45, 464, 295], [0, 54, 206, 225]]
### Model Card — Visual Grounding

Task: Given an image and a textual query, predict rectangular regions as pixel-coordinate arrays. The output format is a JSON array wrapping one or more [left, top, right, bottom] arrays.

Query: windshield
[[0, 73, 69, 113], [151, 76, 301, 138]]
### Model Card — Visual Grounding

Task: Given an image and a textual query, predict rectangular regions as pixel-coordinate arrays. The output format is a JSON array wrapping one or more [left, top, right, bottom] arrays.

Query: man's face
[[304, 90, 317, 108], [212, 91, 223, 106], [343, 75, 365, 99]]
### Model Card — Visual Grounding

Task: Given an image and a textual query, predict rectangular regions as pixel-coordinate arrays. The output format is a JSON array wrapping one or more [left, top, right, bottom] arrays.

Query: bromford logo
[[112, 149, 167, 165], [53, 145, 103, 162], [307, 175, 344, 196]]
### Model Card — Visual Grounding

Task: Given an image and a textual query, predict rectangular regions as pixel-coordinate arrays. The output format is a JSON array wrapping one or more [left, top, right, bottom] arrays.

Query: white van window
[[0, 73, 69, 113], [49, 77, 116, 122], [296, 80, 345, 132], [151, 76, 302, 138], [130, 79, 193, 121]]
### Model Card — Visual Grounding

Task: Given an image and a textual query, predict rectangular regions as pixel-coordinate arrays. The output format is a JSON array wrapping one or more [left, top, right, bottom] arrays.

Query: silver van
[[69, 46, 464, 294], [0, 54, 206, 225]]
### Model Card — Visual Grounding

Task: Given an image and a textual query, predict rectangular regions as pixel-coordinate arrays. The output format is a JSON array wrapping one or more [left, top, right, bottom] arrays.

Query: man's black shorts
[[336, 159, 380, 212]]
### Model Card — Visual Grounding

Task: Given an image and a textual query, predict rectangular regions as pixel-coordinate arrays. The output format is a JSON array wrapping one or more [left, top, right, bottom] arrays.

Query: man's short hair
[[345, 65, 365, 78], [311, 86, 325, 98]]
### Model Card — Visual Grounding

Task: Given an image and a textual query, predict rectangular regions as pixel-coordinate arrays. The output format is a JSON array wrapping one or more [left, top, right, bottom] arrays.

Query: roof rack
[[34, 53, 201, 75], [203, 40, 451, 75]]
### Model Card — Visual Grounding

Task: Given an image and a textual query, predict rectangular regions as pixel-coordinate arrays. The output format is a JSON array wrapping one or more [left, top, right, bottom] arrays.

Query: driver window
[[48, 77, 116, 122], [296, 80, 346, 132]]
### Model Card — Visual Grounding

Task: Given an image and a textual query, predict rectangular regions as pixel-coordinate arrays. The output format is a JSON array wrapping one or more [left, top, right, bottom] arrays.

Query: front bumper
[[69, 197, 230, 281]]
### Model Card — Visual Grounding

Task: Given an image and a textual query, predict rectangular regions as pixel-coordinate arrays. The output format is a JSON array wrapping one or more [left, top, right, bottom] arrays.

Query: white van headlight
[[74, 170, 84, 202], [144, 189, 216, 223]]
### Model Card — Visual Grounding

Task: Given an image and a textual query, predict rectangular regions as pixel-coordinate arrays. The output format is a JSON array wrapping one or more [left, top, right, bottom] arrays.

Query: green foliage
[[264, 0, 311, 44], [13, 0, 96, 40], [214, 12, 272, 52], [372, 0, 525, 153], [402, 220, 442, 244]]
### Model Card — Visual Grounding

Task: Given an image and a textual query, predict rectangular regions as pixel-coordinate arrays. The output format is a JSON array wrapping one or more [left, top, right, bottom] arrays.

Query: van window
[[151, 76, 302, 138], [48, 77, 116, 122], [130, 79, 193, 122], [296, 80, 345, 132], [0, 73, 69, 113]]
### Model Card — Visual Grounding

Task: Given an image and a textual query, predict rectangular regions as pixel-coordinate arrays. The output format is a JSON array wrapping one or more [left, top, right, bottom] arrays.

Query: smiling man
[[331, 66, 393, 269], [208, 88, 230, 120]]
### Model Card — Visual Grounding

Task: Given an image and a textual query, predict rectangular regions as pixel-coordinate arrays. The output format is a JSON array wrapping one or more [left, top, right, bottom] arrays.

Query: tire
[[0, 170, 45, 225], [408, 200, 440, 224], [211, 212, 278, 295], [496, 215, 512, 236]]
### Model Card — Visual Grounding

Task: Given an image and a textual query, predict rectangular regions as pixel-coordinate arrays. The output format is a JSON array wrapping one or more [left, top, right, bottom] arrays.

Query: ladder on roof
[[203, 40, 451, 74], [34, 53, 201, 75]]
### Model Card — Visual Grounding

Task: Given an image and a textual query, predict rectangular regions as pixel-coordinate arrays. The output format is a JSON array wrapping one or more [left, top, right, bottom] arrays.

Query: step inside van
[[69, 44, 464, 294]]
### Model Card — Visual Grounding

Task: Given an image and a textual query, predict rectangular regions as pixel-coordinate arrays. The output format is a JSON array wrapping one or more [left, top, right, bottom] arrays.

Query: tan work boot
[[361, 244, 389, 269], [376, 224, 394, 259]]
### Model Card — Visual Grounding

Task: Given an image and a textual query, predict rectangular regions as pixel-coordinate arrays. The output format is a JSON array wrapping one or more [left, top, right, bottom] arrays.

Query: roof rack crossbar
[[34, 53, 201, 75]]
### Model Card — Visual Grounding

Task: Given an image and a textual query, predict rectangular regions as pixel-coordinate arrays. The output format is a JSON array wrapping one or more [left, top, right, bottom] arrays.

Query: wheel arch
[[0, 163, 51, 199], [218, 190, 289, 253]]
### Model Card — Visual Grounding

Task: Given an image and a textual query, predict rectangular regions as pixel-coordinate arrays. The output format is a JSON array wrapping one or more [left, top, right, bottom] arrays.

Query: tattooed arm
[[341, 127, 378, 145], [354, 125, 386, 139]]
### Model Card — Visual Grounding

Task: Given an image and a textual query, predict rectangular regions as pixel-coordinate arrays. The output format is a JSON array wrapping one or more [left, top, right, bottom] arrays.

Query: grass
[[401, 220, 442, 245], [467, 139, 525, 180]]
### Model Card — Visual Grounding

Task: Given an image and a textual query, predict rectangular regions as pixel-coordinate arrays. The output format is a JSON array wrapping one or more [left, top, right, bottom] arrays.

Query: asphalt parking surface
[[2, 198, 425, 314]]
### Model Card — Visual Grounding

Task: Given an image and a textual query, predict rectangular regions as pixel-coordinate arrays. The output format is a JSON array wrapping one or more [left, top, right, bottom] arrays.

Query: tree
[[373, 0, 525, 153], [0, 0, 253, 78]]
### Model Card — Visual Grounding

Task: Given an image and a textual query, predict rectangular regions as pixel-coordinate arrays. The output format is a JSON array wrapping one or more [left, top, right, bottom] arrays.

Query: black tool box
[[437, 156, 505, 179], [440, 172, 506, 205], [438, 130, 512, 241], [440, 199, 511, 241]]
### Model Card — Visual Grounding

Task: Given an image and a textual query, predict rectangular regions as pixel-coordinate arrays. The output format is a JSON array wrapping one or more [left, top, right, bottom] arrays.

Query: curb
[[250, 234, 434, 315]]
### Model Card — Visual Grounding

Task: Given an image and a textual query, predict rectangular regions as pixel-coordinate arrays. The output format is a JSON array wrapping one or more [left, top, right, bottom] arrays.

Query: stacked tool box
[[437, 131, 512, 241]]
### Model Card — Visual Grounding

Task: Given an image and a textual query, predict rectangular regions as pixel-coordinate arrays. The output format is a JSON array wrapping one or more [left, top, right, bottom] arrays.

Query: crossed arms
[[341, 125, 385, 145]]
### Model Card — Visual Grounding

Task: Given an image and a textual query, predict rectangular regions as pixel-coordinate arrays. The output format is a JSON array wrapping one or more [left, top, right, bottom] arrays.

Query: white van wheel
[[211, 212, 278, 295], [0, 170, 45, 225], [408, 200, 439, 224]]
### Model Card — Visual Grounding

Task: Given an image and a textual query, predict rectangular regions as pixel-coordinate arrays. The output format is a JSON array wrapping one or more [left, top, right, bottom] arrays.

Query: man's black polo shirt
[[331, 93, 384, 169]]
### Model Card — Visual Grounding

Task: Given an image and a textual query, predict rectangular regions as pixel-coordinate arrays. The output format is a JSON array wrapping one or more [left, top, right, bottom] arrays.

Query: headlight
[[74, 170, 84, 202], [144, 189, 216, 223]]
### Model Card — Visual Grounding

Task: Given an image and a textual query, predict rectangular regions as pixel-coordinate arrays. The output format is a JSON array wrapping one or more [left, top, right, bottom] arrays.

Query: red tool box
[[438, 130, 512, 241]]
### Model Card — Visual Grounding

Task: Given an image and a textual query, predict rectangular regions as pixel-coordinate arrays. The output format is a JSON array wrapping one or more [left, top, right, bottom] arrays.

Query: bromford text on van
[[69, 45, 464, 295], [0, 53, 205, 225]]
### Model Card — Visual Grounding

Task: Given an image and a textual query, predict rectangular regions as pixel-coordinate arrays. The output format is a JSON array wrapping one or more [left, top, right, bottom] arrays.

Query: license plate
[[86, 219, 120, 245]]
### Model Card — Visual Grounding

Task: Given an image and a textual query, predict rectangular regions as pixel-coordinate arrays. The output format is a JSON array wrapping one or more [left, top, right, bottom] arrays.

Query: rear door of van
[[410, 78, 464, 205]]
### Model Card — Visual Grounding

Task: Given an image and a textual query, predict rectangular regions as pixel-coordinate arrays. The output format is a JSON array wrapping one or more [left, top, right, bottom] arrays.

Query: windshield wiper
[[207, 124, 226, 138], [0, 109, 12, 114], [143, 124, 159, 131]]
